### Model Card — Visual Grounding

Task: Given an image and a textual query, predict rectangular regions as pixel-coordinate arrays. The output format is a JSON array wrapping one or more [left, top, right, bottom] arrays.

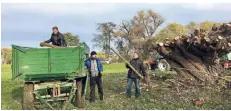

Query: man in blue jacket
[[85, 51, 103, 102]]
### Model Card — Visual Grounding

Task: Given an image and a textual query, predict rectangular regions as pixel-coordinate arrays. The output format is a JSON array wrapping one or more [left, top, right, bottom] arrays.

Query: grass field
[[1, 63, 231, 110], [101, 63, 127, 73]]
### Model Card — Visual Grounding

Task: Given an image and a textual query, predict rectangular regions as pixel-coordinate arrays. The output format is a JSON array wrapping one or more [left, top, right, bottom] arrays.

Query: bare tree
[[92, 22, 116, 59], [114, 10, 164, 59]]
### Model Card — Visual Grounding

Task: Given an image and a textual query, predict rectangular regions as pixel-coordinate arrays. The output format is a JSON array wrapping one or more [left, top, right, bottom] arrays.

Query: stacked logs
[[154, 23, 231, 85]]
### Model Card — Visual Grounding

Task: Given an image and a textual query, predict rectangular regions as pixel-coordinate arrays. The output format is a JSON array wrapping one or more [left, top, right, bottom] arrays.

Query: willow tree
[[114, 10, 164, 59], [154, 23, 187, 42]]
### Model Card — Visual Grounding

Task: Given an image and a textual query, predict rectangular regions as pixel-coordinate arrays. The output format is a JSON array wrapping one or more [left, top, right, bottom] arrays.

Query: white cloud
[[2, 3, 117, 15], [180, 3, 231, 11], [191, 3, 216, 10]]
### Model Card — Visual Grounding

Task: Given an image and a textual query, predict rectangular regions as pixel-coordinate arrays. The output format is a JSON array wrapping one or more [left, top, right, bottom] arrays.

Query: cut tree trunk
[[152, 23, 231, 85]]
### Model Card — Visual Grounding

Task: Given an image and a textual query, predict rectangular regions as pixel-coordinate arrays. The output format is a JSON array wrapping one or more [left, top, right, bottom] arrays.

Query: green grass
[[1, 64, 231, 110], [102, 63, 127, 74], [1, 65, 24, 110], [1, 63, 127, 110]]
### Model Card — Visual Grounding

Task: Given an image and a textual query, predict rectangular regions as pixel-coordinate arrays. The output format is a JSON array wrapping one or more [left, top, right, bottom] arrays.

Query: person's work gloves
[[99, 72, 102, 77]]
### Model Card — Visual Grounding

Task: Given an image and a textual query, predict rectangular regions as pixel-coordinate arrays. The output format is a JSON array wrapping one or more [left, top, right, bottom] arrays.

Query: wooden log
[[109, 46, 144, 80], [174, 40, 209, 74], [40, 42, 62, 48], [159, 45, 209, 82], [149, 23, 231, 85], [167, 60, 196, 81]]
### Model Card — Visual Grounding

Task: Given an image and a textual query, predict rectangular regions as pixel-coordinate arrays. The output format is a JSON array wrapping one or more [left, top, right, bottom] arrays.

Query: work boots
[[99, 94, 103, 100]]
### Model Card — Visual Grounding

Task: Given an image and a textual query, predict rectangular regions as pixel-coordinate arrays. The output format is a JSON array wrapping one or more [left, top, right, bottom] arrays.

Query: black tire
[[74, 79, 84, 108], [157, 59, 170, 71], [23, 83, 34, 110]]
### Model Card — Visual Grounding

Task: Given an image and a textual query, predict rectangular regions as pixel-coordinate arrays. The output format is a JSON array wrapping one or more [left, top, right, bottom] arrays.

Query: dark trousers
[[90, 76, 103, 102], [126, 78, 140, 98]]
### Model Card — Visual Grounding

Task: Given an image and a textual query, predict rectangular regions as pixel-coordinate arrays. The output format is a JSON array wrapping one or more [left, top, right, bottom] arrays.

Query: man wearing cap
[[85, 51, 104, 102], [44, 26, 67, 47]]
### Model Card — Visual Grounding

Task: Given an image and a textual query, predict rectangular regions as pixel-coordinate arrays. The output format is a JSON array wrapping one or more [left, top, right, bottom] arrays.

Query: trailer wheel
[[74, 79, 84, 108], [23, 83, 34, 110]]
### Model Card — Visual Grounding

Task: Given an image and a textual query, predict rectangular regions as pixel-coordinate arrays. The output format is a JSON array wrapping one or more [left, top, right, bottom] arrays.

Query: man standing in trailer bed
[[85, 51, 104, 102], [44, 26, 67, 47]]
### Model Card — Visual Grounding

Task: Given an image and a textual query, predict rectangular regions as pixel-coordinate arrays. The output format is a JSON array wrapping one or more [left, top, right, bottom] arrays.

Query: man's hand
[[142, 76, 147, 84], [99, 72, 102, 77], [125, 63, 130, 69]]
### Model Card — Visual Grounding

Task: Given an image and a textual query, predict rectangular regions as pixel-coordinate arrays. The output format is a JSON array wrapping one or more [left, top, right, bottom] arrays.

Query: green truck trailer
[[11, 43, 90, 110]]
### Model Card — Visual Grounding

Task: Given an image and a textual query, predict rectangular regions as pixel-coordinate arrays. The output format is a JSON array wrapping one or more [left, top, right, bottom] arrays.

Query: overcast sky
[[2, 3, 231, 51]]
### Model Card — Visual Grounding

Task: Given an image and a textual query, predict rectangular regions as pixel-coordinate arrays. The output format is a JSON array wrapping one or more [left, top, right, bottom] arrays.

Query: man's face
[[91, 54, 97, 58], [133, 53, 138, 59], [52, 29, 58, 34], [214, 58, 220, 64]]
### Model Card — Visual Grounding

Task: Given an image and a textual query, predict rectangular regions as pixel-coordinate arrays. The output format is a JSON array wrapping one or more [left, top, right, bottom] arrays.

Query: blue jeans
[[126, 78, 140, 98]]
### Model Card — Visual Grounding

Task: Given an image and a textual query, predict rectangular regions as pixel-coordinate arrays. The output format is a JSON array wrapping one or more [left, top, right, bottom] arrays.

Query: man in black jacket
[[125, 52, 146, 98], [44, 26, 67, 47]]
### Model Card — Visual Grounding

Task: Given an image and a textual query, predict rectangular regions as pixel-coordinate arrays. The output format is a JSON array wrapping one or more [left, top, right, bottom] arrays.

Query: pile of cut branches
[[152, 23, 231, 85]]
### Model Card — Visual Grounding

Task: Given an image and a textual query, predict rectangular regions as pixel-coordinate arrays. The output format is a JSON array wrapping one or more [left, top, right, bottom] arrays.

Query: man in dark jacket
[[85, 51, 104, 102], [125, 52, 146, 98], [44, 26, 67, 47]]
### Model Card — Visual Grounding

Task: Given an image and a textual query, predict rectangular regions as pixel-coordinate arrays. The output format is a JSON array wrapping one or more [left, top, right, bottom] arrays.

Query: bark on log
[[40, 42, 62, 48]]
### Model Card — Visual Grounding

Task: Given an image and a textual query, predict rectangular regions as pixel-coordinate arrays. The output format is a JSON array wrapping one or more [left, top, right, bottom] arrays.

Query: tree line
[[92, 9, 224, 60], [2, 10, 227, 64]]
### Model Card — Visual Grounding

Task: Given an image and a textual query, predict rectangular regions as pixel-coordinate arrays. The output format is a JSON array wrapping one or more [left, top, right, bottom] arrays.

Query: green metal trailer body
[[12, 43, 89, 81], [11, 43, 90, 110]]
